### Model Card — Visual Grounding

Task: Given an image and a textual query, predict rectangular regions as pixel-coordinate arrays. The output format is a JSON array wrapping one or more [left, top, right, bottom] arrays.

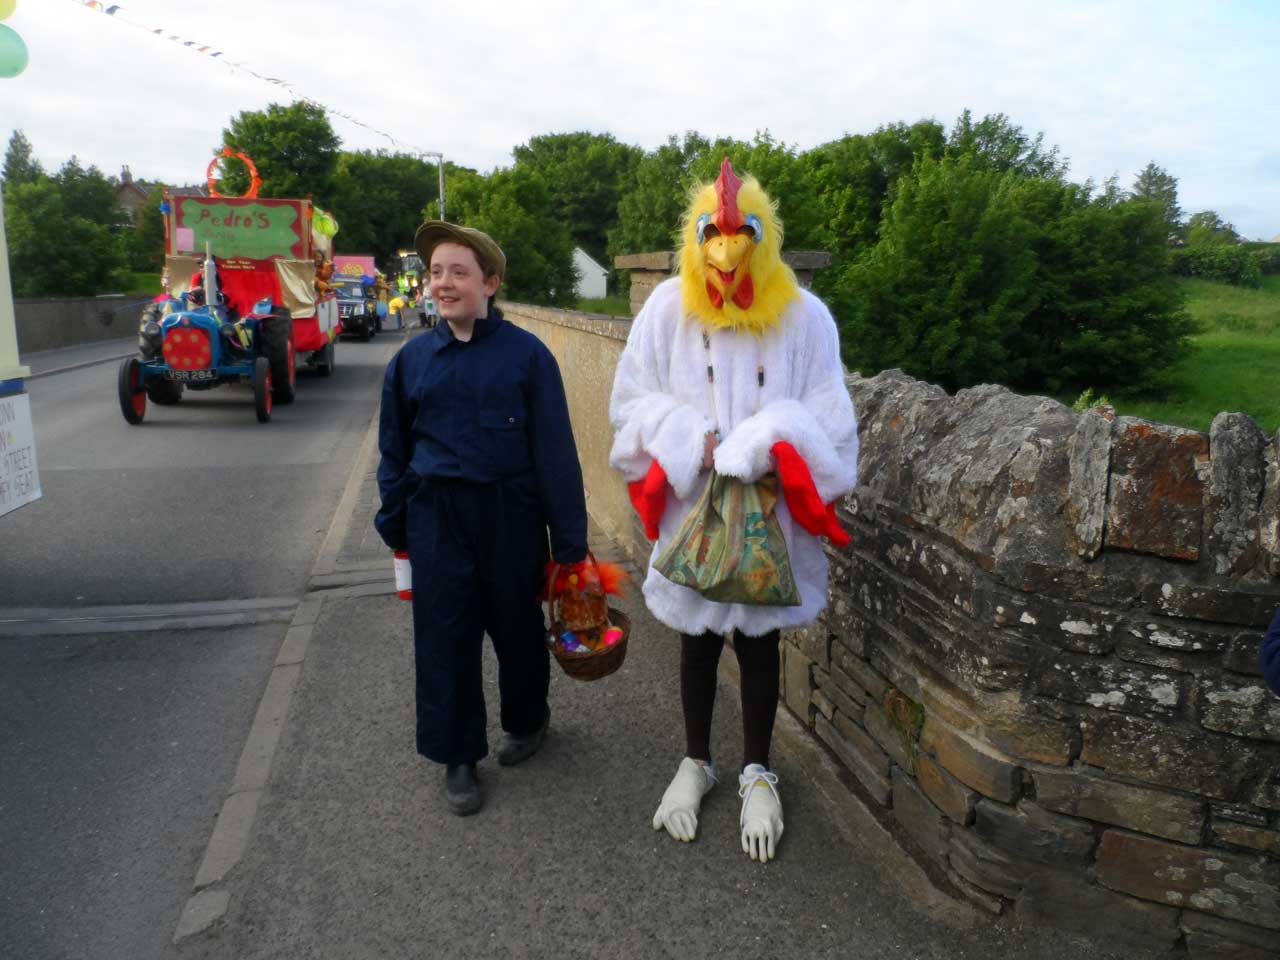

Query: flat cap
[[414, 221, 506, 279]]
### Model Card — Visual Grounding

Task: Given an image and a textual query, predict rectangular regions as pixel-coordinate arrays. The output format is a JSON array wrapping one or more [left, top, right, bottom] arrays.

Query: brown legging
[[680, 629, 780, 772]]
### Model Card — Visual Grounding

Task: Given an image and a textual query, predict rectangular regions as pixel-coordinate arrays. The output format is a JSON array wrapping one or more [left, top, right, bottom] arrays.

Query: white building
[[572, 247, 608, 300]]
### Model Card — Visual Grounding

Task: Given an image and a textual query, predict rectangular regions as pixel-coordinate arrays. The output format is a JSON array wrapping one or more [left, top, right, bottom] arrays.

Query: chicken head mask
[[678, 159, 799, 335]]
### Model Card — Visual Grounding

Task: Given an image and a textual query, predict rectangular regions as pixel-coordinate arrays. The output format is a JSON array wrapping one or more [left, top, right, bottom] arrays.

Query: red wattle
[[731, 272, 754, 309], [706, 279, 724, 308]]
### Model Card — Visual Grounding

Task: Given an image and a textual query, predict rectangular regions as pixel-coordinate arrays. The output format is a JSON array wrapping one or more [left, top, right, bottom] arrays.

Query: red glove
[[627, 459, 667, 541], [772, 441, 850, 547]]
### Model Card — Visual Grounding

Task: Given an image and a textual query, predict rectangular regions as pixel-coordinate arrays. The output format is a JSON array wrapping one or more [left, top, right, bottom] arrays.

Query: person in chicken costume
[[610, 160, 858, 863]]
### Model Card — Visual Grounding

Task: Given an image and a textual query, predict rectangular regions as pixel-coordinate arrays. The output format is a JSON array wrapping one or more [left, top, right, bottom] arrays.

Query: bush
[[837, 154, 1192, 394], [1169, 245, 1263, 287], [1242, 241, 1280, 275]]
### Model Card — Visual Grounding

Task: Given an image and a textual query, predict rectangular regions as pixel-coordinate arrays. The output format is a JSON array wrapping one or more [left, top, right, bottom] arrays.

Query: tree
[[121, 184, 167, 272], [218, 101, 341, 200], [2, 129, 42, 190], [512, 132, 642, 267], [946, 110, 1066, 179], [4, 177, 121, 296], [1185, 210, 1241, 246], [838, 154, 1190, 394], [328, 150, 439, 268], [1130, 162, 1181, 241], [609, 132, 710, 260], [447, 165, 577, 306]]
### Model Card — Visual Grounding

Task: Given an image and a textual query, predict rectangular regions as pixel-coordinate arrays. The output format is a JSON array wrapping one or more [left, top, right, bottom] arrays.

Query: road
[[0, 328, 405, 960]]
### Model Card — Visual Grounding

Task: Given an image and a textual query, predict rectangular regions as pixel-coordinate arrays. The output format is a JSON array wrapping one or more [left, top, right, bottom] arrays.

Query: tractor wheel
[[263, 308, 296, 404], [146, 379, 183, 405], [316, 339, 335, 378], [253, 356, 273, 423], [117, 357, 146, 425]]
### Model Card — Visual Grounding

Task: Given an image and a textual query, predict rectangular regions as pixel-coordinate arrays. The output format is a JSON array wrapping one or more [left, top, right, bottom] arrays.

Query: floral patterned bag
[[653, 469, 800, 606]]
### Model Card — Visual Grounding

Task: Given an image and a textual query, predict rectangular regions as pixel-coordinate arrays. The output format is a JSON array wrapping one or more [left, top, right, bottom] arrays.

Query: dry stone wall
[[785, 369, 1280, 958]]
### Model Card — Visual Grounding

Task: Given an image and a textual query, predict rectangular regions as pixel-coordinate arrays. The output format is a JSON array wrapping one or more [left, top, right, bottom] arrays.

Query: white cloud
[[2, 0, 1276, 237]]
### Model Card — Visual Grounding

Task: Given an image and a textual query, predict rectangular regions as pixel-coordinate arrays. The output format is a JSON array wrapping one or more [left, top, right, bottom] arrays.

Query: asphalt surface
[[0, 326, 410, 960], [1, 329, 399, 607]]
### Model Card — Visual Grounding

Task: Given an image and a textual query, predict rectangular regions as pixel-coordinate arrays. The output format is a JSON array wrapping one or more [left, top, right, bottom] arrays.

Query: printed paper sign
[[0, 393, 42, 518], [175, 227, 195, 252]]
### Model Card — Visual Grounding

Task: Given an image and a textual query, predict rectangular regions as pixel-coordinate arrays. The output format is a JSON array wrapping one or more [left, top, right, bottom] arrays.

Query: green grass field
[[1112, 275, 1280, 433], [575, 295, 631, 317]]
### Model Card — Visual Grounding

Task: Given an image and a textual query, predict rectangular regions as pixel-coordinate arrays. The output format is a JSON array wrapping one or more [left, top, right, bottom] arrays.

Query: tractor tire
[[146, 379, 183, 405], [253, 356, 272, 423], [261, 308, 296, 404], [316, 339, 335, 378], [117, 357, 146, 425]]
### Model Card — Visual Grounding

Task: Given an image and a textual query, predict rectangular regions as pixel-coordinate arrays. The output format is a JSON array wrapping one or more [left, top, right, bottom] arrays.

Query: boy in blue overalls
[[376, 222, 588, 815]]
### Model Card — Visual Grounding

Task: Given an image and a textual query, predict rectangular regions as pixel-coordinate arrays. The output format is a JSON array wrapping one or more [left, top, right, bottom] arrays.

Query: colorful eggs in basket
[[603, 627, 624, 647]]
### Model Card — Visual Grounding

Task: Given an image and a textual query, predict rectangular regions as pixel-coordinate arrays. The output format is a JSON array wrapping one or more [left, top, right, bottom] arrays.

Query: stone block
[[948, 829, 1028, 899], [816, 712, 891, 806], [813, 668, 864, 726], [1032, 652, 1185, 718], [1031, 765, 1205, 844], [1211, 802, 1269, 827], [916, 753, 978, 825], [1205, 412, 1269, 577], [891, 768, 950, 864], [1224, 632, 1266, 677], [944, 867, 1005, 914], [1081, 713, 1265, 801], [919, 719, 1021, 803], [1105, 418, 1207, 561], [827, 662, 870, 707], [1258, 767, 1280, 811], [1182, 913, 1280, 960], [1262, 430, 1280, 574], [1065, 406, 1112, 560], [1141, 581, 1277, 628], [1096, 829, 1280, 928], [811, 686, 835, 721], [835, 648, 889, 702], [1200, 674, 1280, 742], [825, 588, 868, 657], [787, 620, 829, 671], [782, 643, 813, 722], [1015, 873, 1182, 954], [972, 800, 1096, 867], [1211, 818, 1280, 856], [983, 587, 1118, 655], [866, 702, 914, 773]]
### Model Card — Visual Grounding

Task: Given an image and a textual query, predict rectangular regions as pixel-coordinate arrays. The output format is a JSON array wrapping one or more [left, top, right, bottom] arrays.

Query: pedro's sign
[[171, 197, 309, 262]]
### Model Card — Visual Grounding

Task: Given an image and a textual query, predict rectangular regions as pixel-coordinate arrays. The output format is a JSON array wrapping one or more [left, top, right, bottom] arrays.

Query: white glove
[[652, 757, 717, 842], [738, 764, 783, 863]]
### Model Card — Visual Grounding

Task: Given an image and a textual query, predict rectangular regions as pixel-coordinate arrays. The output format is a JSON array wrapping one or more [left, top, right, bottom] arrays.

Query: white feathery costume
[[609, 277, 858, 635], [609, 160, 859, 863]]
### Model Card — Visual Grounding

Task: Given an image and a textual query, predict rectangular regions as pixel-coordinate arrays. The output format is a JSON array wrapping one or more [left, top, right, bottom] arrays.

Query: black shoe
[[496, 709, 550, 767], [445, 763, 482, 816]]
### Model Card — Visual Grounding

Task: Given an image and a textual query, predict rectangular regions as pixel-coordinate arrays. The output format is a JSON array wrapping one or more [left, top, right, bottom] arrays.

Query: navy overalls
[[375, 308, 587, 765]]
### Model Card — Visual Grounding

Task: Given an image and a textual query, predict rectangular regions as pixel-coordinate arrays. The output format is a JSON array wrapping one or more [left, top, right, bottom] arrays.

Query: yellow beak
[[704, 233, 751, 275]]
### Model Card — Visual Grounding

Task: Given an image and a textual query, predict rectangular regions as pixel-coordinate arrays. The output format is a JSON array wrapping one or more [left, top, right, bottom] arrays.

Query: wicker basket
[[547, 607, 630, 682]]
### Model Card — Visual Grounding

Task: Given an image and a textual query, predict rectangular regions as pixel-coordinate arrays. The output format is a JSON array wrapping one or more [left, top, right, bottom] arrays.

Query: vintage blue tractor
[[117, 290, 295, 425]]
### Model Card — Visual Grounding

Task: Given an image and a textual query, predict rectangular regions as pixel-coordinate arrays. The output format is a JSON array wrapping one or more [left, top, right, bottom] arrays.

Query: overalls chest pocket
[[478, 405, 531, 476]]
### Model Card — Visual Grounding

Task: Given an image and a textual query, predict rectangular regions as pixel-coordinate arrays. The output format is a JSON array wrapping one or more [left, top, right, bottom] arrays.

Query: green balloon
[[0, 1, 16, 23], [0, 25, 27, 79]]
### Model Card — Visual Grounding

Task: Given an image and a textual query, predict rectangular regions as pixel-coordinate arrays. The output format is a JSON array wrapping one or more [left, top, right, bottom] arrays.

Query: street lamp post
[[419, 151, 446, 222]]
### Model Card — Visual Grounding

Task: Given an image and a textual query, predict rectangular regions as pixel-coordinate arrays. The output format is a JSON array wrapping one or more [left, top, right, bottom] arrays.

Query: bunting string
[[69, 1, 441, 159]]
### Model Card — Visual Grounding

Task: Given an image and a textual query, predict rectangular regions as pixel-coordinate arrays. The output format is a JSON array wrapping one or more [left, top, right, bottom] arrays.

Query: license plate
[[165, 369, 217, 382]]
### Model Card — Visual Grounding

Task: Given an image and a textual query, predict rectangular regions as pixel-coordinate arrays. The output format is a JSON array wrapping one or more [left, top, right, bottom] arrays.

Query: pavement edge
[[171, 393, 386, 944]]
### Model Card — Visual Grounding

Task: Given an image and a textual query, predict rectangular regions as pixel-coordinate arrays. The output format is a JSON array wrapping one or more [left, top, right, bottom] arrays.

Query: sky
[[3, 0, 1278, 239]]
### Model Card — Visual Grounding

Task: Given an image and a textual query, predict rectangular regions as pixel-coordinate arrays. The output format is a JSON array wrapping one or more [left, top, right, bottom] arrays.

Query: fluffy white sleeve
[[713, 295, 859, 503], [609, 286, 715, 499]]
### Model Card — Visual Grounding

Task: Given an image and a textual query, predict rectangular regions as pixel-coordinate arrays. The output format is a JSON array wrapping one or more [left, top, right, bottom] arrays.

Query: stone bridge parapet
[[785, 369, 1280, 956]]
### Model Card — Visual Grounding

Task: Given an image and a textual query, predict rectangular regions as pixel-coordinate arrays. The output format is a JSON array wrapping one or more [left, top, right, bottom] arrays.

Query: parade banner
[[334, 256, 376, 279], [171, 197, 308, 264], [0, 393, 41, 518]]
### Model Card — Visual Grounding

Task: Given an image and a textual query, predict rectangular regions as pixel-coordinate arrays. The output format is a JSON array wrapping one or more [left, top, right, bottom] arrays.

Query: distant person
[[375, 221, 588, 816], [1263, 609, 1280, 697]]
